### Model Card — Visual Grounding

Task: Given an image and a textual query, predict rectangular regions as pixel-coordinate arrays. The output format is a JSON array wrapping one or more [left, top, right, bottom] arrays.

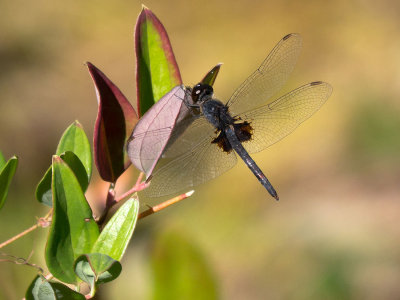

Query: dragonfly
[[128, 33, 332, 200]]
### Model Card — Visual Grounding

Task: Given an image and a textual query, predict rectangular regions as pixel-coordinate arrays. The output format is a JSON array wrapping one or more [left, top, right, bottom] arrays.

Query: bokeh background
[[1, 0, 400, 299]]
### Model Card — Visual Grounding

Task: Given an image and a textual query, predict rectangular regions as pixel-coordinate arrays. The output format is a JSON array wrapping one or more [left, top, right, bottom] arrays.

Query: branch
[[138, 190, 194, 220], [0, 210, 52, 249], [115, 172, 147, 202], [0, 251, 44, 273]]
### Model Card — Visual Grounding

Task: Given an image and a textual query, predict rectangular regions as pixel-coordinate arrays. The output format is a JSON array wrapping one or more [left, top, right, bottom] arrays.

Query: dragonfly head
[[191, 83, 213, 104]]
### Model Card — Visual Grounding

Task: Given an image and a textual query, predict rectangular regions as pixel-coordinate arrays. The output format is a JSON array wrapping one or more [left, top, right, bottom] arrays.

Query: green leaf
[[151, 231, 218, 300], [0, 151, 6, 169], [45, 156, 99, 284], [36, 121, 92, 207], [200, 64, 222, 86], [36, 152, 89, 207], [92, 197, 139, 261], [35, 167, 52, 207], [60, 151, 89, 192], [25, 275, 85, 300], [56, 121, 92, 181], [74, 253, 122, 289], [135, 6, 182, 116], [0, 155, 18, 211]]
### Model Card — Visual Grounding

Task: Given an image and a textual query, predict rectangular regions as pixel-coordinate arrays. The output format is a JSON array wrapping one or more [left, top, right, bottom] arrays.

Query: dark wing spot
[[234, 121, 253, 143], [212, 131, 233, 153], [283, 33, 293, 40], [310, 81, 323, 86]]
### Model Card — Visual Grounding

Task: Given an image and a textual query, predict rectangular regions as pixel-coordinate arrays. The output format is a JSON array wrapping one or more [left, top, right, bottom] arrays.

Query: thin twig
[[0, 210, 52, 249], [45, 273, 54, 281], [0, 224, 39, 249], [0, 251, 44, 273], [115, 172, 147, 202], [135, 172, 144, 186], [138, 190, 194, 220]]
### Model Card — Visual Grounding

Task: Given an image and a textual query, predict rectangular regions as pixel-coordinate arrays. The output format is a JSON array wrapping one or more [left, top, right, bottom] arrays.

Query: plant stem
[[0, 210, 52, 249], [115, 172, 147, 202], [138, 190, 194, 220], [0, 174, 194, 248], [0, 225, 37, 249]]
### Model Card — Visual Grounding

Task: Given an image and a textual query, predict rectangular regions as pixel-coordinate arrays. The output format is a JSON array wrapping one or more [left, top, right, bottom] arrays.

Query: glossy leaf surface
[[36, 121, 92, 206], [92, 197, 139, 261], [35, 167, 52, 207], [0, 154, 18, 211], [135, 6, 182, 116], [36, 151, 89, 207], [60, 151, 89, 192], [25, 275, 85, 300], [56, 121, 92, 180], [200, 63, 222, 86], [74, 253, 122, 291], [45, 156, 99, 284], [88, 62, 138, 183]]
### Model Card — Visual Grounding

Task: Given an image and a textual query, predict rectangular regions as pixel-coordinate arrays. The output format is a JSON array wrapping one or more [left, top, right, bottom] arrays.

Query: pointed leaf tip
[[88, 62, 138, 182], [52, 155, 62, 164], [56, 121, 92, 182], [74, 120, 83, 128], [74, 253, 122, 289], [36, 122, 92, 207], [201, 64, 222, 86], [135, 7, 182, 116]]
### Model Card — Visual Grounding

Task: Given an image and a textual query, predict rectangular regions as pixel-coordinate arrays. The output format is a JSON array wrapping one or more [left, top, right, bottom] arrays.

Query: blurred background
[[1, 0, 400, 299]]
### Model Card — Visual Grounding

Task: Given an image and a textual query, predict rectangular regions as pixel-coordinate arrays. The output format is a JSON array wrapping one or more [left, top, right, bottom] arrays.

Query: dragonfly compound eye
[[191, 84, 202, 102], [204, 85, 213, 96], [192, 83, 213, 102]]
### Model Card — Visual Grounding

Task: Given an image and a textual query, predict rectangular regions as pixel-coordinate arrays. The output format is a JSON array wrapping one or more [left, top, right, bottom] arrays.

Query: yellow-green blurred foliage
[[1, 0, 400, 299]]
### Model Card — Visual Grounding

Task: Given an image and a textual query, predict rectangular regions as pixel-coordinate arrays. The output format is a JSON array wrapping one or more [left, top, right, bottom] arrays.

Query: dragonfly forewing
[[144, 123, 237, 197], [162, 117, 214, 158], [227, 33, 302, 115], [239, 81, 333, 154]]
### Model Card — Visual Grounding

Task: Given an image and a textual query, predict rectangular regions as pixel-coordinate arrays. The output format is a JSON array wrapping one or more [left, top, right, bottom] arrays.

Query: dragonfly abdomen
[[224, 126, 279, 200]]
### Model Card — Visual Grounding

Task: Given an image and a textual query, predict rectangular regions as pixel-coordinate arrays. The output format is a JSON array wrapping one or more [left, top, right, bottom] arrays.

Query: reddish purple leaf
[[135, 6, 182, 116], [126, 65, 223, 178], [127, 85, 186, 178], [87, 62, 138, 183]]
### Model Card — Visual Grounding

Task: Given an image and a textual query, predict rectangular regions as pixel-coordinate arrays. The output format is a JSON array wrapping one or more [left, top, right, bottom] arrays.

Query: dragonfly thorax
[[201, 98, 234, 130]]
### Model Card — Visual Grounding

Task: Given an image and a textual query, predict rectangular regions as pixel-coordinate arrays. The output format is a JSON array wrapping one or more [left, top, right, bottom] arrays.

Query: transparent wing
[[143, 122, 238, 197], [163, 116, 213, 158], [239, 81, 332, 154], [127, 86, 186, 176], [127, 127, 175, 158], [227, 33, 302, 115]]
